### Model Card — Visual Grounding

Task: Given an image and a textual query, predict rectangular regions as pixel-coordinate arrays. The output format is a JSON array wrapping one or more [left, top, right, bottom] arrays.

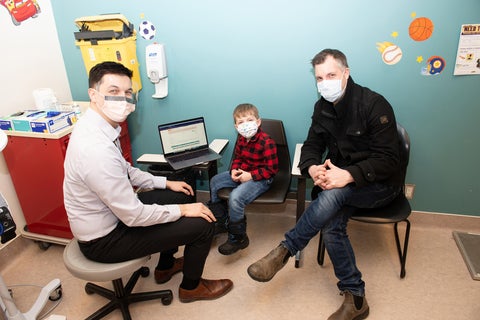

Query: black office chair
[[217, 118, 291, 205], [317, 123, 412, 278]]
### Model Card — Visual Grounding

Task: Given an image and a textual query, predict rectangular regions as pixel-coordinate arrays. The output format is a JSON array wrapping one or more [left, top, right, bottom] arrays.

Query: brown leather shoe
[[179, 278, 233, 303], [328, 291, 369, 320], [247, 244, 290, 282], [154, 257, 184, 284]]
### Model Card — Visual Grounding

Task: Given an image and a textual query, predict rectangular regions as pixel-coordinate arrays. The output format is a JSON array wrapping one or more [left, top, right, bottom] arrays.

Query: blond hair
[[233, 103, 259, 123]]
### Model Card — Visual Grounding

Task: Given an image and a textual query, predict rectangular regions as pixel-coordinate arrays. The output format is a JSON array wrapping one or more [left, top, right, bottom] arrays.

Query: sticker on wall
[[0, 0, 41, 26], [376, 41, 403, 65], [409, 13, 434, 42], [421, 56, 446, 76], [138, 20, 156, 40]]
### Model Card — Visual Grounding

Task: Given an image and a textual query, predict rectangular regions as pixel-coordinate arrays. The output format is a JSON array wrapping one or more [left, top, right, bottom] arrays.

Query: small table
[[137, 139, 229, 181]]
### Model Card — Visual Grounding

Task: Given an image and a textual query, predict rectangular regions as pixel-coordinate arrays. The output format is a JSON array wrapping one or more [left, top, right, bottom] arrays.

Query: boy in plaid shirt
[[208, 103, 278, 255]]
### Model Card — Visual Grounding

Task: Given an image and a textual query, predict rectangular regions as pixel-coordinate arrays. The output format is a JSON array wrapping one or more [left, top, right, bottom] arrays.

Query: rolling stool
[[63, 239, 173, 320]]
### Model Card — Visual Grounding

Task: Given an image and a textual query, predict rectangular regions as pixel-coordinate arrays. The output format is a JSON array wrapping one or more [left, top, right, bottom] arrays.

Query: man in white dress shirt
[[63, 61, 232, 302]]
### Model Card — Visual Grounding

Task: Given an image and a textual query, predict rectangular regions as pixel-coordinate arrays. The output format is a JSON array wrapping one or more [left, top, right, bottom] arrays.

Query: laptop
[[158, 117, 221, 170]]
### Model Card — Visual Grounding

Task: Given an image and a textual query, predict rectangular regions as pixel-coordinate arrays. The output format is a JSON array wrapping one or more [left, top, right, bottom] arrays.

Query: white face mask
[[236, 121, 258, 139], [98, 93, 136, 123], [316, 74, 346, 103]]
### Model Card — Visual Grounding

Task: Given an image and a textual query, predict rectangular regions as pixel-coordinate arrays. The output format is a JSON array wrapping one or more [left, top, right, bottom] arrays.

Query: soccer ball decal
[[138, 20, 156, 40]]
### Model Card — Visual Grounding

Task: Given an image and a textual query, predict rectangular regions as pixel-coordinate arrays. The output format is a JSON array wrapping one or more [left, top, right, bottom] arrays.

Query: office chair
[[317, 123, 412, 278], [63, 239, 173, 320], [217, 118, 292, 205]]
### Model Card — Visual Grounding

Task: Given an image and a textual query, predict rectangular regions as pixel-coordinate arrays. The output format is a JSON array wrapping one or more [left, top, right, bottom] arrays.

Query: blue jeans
[[282, 183, 400, 296], [210, 171, 272, 223]]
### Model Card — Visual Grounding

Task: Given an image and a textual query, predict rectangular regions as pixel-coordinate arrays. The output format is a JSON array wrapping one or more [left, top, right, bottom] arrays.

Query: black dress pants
[[79, 188, 214, 281]]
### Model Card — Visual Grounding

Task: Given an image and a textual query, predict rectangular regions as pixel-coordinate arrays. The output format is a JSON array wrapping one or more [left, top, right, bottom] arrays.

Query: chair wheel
[[49, 286, 62, 301], [140, 266, 150, 277], [162, 296, 173, 305]]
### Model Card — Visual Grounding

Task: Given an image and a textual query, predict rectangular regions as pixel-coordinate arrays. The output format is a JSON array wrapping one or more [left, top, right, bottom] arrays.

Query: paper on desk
[[137, 153, 166, 163]]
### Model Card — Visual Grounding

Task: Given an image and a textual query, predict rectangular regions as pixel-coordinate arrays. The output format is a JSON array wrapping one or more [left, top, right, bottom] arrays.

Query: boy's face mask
[[236, 121, 258, 139]]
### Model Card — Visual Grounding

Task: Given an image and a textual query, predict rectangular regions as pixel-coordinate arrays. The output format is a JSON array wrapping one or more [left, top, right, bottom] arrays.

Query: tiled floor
[[1, 198, 480, 320]]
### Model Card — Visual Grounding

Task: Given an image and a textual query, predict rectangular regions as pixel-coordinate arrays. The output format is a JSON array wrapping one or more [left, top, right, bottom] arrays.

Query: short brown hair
[[311, 49, 349, 69], [233, 103, 259, 123], [89, 61, 133, 89]]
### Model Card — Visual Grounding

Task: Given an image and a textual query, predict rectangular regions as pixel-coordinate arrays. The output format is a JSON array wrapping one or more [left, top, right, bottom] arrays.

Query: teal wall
[[51, 0, 480, 216]]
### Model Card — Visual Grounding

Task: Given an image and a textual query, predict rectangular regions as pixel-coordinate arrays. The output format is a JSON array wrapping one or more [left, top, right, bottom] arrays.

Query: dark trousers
[[79, 188, 214, 280]]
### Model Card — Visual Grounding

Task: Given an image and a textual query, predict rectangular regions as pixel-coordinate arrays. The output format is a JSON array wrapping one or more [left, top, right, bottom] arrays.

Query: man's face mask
[[236, 121, 258, 139], [316, 72, 346, 103], [97, 92, 136, 123]]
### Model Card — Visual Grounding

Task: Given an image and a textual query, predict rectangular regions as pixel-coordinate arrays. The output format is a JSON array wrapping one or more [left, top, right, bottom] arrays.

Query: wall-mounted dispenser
[[146, 43, 168, 98]]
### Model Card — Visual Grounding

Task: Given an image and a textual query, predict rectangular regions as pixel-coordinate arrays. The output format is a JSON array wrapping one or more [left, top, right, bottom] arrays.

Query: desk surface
[[137, 138, 229, 164]]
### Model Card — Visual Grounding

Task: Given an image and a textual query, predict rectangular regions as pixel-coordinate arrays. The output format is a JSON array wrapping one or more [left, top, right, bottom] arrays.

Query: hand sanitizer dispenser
[[146, 43, 168, 98]]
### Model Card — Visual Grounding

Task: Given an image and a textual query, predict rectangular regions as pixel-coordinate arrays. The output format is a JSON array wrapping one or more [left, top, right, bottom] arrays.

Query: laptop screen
[[158, 117, 209, 155]]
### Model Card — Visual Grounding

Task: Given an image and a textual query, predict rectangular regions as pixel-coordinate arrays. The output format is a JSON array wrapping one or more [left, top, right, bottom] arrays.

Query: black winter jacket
[[298, 77, 405, 188]]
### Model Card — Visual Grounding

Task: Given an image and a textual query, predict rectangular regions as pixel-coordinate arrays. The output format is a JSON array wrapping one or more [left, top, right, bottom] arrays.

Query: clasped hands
[[308, 159, 354, 190], [231, 168, 252, 183]]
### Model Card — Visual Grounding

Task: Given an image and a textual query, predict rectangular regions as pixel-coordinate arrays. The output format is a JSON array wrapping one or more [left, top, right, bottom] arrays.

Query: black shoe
[[218, 234, 249, 255]]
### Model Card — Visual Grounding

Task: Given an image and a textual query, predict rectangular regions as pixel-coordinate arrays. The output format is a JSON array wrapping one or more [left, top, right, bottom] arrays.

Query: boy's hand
[[231, 169, 252, 183]]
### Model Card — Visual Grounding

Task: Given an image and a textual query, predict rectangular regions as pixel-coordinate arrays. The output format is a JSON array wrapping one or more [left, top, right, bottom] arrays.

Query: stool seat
[[63, 239, 172, 320], [63, 240, 149, 282]]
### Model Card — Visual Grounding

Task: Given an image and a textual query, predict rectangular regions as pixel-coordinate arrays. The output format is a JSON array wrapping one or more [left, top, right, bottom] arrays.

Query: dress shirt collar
[[83, 108, 122, 142]]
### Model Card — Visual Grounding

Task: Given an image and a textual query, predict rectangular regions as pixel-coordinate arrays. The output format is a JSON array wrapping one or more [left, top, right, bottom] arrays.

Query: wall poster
[[454, 24, 480, 76]]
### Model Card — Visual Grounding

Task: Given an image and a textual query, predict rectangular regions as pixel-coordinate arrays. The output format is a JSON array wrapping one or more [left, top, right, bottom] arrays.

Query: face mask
[[316, 74, 346, 103], [98, 93, 136, 123], [236, 121, 258, 139]]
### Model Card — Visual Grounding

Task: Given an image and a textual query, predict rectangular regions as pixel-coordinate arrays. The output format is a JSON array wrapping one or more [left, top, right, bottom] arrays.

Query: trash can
[[74, 14, 142, 92]]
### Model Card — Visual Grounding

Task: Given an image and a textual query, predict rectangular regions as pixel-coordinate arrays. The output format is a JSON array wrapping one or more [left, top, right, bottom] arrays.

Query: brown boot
[[247, 244, 290, 282], [328, 291, 369, 320]]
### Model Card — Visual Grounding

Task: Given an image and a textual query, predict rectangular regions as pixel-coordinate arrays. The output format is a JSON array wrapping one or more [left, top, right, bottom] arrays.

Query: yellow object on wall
[[74, 14, 142, 92]]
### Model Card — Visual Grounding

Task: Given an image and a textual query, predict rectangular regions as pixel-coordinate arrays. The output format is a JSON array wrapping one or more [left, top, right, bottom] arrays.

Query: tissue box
[[30, 111, 77, 133], [0, 116, 14, 130], [11, 110, 47, 132]]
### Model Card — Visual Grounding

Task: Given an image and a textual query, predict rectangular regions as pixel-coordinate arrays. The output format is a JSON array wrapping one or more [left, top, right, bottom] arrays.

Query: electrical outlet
[[404, 184, 415, 200]]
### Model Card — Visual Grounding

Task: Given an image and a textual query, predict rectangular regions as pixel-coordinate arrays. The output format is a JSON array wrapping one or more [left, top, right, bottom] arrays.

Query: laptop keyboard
[[169, 149, 210, 163]]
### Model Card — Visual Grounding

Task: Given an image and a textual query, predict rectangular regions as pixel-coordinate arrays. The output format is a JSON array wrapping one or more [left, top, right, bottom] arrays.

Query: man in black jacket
[[247, 49, 403, 320]]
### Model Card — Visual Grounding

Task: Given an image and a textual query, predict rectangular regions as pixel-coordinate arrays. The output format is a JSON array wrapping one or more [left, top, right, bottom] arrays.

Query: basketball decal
[[409, 17, 434, 42]]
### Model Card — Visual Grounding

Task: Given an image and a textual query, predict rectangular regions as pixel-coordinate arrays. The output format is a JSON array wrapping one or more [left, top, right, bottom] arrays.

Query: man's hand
[[178, 202, 216, 222], [166, 180, 194, 196], [309, 159, 354, 190]]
